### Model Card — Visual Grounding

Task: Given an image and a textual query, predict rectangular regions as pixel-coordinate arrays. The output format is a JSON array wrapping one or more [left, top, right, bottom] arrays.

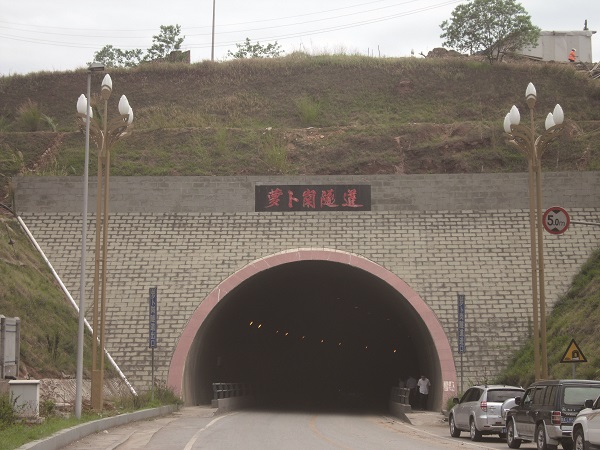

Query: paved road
[[64, 407, 540, 450]]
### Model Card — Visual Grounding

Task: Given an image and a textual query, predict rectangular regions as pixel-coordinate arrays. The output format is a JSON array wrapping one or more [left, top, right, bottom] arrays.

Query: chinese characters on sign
[[255, 185, 371, 212], [149, 287, 157, 349]]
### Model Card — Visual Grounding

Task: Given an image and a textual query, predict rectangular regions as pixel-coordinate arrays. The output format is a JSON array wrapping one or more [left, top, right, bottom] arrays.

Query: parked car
[[572, 395, 600, 450], [505, 379, 600, 450], [449, 384, 524, 441], [502, 397, 518, 423]]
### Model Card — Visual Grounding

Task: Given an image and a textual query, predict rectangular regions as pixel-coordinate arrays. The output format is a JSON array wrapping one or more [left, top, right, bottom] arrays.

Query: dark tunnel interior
[[186, 260, 438, 412]]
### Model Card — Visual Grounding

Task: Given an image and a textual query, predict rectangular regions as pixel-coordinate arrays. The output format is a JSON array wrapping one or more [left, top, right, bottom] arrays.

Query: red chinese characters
[[257, 185, 370, 211], [342, 189, 363, 208], [302, 189, 317, 209], [288, 190, 299, 208], [320, 189, 338, 208], [266, 188, 284, 208]]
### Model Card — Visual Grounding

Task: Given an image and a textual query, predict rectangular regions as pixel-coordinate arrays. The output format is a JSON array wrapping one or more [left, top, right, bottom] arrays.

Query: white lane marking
[[183, 413, 236, 450]]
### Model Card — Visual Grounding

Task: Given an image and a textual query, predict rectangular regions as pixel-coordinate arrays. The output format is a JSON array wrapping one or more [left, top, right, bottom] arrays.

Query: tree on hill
[[91, 45, 144, 69], [145, 25, 185, 61], [90, 24, 185, 68], [227, 38, 284, 59], [440, 0, 540, 64]]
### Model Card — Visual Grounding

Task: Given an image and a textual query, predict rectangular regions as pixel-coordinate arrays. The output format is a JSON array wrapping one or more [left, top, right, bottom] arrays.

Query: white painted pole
[[17, 217, 138, 398], [76, 72, 92, 419]]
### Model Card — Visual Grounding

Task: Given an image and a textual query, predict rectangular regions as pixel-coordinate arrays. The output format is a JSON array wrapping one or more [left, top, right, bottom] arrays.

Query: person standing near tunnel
[[417, 374, 431, 410], [406, 375, 417, 407]]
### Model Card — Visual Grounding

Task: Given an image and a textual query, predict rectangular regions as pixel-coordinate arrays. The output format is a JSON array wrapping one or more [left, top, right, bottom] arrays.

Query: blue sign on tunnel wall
[[458, 294, 465, 354], [149, 287, 158, 349]]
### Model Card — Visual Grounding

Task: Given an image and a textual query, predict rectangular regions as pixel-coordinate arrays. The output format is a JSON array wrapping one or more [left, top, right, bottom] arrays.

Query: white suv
[[449, 384, 524, 441], [572, 395, 600, 450]]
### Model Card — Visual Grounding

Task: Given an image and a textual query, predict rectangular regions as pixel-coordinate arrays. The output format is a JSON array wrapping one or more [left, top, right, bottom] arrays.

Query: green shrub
[[0, 393, 17, 429], [114, 379, 182, 411], [0, 116, 11, 131], [15, 100, 43, 131], [446, 395, 458, 412], [261, 132, 289, 173], [295, 95, 322, 126], [40, 399, 55, 417], [13, 100, 56, 131]]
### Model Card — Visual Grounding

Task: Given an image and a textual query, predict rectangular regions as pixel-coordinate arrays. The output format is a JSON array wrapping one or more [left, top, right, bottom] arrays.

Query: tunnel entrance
[[169, 250, 456, 412]]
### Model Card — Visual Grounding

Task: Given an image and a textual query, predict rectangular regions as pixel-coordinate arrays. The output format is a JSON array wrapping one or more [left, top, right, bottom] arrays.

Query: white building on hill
[[518, 30, 596, 63]]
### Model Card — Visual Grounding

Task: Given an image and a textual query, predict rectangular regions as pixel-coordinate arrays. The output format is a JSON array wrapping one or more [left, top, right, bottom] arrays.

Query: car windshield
[[487, 390, 523, 403], [563, 386, 600, 407]]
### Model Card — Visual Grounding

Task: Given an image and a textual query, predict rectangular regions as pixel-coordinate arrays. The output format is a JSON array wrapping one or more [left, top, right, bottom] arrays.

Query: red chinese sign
[[255, 185, 371, 212]]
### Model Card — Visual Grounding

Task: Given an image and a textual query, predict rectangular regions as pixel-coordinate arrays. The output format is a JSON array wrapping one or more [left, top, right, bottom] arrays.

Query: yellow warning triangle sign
[[560, 339, 587, 363]]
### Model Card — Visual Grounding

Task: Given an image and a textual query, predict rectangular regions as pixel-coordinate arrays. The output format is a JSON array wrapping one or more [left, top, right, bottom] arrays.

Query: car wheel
[[536, 424, 558, 450], [507, 419, 522, 449], [470, 418, 482, 442], [449, 414, 461, 438], [573, 429, 587, 450]]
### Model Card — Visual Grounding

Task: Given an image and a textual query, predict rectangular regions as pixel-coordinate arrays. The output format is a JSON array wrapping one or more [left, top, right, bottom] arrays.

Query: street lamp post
[[75, 63, 105, 419], [503, 83, 566, 380], [76, 74, 133, 410], [211, 0, 216, 61]]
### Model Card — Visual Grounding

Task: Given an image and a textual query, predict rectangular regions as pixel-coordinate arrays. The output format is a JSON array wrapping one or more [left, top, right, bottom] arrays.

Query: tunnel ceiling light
[[249, 321, 253, 326]]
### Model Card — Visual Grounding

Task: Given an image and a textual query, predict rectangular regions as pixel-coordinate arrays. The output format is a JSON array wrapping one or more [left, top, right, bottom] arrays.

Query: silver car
[[449, 384, 524, 441]]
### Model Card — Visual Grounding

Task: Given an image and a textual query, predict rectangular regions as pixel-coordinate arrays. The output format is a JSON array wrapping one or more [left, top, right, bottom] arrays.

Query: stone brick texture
[[14, 173, 600, 394]]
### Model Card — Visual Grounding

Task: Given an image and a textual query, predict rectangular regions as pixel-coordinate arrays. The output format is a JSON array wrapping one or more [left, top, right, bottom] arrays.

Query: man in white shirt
[[417, 375, 431, 410]]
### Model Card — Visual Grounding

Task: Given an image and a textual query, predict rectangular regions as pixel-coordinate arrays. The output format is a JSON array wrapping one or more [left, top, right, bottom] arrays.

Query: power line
[[184, 0, 464, 49], [0, 0, 462, 52]]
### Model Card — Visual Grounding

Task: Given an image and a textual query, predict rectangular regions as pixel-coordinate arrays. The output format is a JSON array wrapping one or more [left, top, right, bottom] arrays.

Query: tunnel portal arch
[[168, 249, 457, 410]]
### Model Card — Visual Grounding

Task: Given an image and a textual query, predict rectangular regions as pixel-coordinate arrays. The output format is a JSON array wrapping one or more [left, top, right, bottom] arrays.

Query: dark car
[[505, 379, 600, 450]]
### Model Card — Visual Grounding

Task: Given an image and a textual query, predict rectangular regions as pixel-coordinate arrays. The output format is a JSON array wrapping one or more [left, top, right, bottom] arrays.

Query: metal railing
[[389, 387, 411, 405], [212, 382, 254, 400]]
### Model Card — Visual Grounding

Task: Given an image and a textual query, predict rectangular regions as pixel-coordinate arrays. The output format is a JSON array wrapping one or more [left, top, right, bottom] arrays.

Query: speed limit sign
[[543, 206, 570, 235]]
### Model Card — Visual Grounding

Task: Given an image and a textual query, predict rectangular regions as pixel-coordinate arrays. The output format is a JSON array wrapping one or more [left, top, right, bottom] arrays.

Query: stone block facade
[[13, 173, 600, 395]]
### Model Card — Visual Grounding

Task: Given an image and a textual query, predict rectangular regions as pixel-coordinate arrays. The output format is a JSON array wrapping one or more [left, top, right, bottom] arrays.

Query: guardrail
[[211, 382, 255, 413], [389, 387, 412, 419], [389, 387, 411, 405], [212, 382, 254, 400]]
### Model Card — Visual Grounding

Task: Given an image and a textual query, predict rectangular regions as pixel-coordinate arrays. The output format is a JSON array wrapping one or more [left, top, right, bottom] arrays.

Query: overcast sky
[[0, 0, 597, 76]]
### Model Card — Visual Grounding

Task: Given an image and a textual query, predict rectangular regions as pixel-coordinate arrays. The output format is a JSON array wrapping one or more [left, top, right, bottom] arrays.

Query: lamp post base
[[91, 369, 104, 410]]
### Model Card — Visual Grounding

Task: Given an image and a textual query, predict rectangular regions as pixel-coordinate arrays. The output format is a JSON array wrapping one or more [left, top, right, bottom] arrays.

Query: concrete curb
[[17, 405, 178, 450], [388, 400, 412, 424]]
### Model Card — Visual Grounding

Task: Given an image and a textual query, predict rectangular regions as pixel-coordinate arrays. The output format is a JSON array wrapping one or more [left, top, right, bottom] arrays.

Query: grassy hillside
[[0, 54, 600, 381], [498, 248, 600, 386], [1, 55, 600, 205], [0, 213, 91, 378]]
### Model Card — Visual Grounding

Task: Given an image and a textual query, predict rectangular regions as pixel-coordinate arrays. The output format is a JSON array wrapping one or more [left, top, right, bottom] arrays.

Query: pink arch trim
[[167, 249, 457, 399]]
